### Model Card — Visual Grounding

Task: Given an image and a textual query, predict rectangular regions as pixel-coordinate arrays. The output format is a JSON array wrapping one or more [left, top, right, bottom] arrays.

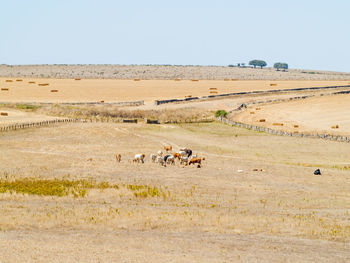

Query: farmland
[[1, 67, 350, 262], [1, 122, 350, 262], [0, 77, 349, 103]]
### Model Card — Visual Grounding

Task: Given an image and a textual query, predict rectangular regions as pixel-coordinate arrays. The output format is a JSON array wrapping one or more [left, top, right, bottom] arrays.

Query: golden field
[[1, 73, 350, 262], [0, 78, 349, 103], [1, 122, 350, 262]]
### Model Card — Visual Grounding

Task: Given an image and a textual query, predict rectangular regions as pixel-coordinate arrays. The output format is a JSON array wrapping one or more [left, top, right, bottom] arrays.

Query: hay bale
[[28, 81, 35, 84], [74, 78, 81, 81], [270, 83, 277, 86], [0, 112, 8, 116], [50, 89, 58, 92], [259, 119, 266, 122], [134, 78, 141, 81], [224, 78, 230, 81], [1, 88, 9, 91], [174, 78, 181, 81], [256, 107, 261, 110], [209, 88, 217, 90], [100, 100, 104, 103], [191, 79, 199, 82], [38, 83, 49, 86], [5, 80, 13, 82], [273, 123, 284, 126], [231, 78, 238, 81], [293, 125, 299, 128], [185, 95, 192, 98], [331, 125, 339, 129], [210, 91, 218, 94], [250, 112, 255, 114], [16, 79, 23, 82]]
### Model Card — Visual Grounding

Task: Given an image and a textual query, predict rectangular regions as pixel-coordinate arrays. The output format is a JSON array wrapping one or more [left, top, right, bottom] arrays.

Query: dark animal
[[163, 154, 171, 162], [314, 169, 321, 175], [185, 149, 192, 157]]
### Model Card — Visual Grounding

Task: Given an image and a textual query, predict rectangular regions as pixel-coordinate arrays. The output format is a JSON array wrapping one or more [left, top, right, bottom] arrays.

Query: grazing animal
[[150, 154, 157, 163], [179, 150, 187, 157], [185, 149, 192, 157], [180, 156, 189, 165], [87, 158, 93, 162], [173, 152, 182, 160], [166, 155, 175, 165], [163, 154, 171, 162], [133, 154, 145, 163], [189, 157, 202, 165], [115, 154, 121, 162], [164, 145, 172, 152], [157, 150, 163, 157], [157, 156, 165, 166]]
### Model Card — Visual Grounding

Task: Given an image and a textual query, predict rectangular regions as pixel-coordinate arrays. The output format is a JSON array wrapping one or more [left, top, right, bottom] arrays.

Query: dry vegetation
[[1, 122, 350, 262], [37, 104, 213, 123], [232, 93, 350, 136], [1, 67, 350, 261], [1, 64, 350, 80]]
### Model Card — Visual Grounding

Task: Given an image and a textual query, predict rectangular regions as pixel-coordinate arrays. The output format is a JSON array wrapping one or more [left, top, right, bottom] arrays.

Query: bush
[[215, 110, 228, 118]]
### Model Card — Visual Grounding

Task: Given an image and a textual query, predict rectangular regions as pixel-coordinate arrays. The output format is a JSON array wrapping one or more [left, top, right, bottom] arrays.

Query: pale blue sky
[[1, 0, 349, 71]]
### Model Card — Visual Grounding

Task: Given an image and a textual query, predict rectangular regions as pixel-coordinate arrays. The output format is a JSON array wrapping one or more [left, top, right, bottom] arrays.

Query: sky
[[1, 0, 350, 72]]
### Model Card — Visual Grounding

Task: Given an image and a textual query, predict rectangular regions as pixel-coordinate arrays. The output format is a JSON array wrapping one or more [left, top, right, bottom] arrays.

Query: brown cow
[[173, 152, 181, 160], [189, 157, 202, 165], [164, 145, 172, 152], [115, 154, 121, 162]]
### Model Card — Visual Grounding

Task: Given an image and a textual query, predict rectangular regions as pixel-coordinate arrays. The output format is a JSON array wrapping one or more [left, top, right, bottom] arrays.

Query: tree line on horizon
[[229, 60, 289, 71]]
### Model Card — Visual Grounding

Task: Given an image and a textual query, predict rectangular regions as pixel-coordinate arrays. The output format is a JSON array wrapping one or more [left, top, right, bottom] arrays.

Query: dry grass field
[[232, 94, 350, 136], [1, 64, 350, 80], [1, 70, 350, 262], [0, 122, 350, 262], [0, 77, 349, 103]]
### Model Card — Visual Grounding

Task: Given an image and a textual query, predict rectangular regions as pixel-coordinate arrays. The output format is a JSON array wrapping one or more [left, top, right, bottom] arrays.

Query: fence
[[0, 118, 77, 132], [154, 85, 350, 105], [0, 100, 145, 107], [217, 117, 350, 143]]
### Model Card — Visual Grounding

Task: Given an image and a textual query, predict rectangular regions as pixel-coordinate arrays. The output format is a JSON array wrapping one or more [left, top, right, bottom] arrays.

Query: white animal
[[133, 154, 145, 163], [179, 150, 187, 157], [180, 156, 189, 165], [157, 150, 163, 157], [150, 154, 157, 163]]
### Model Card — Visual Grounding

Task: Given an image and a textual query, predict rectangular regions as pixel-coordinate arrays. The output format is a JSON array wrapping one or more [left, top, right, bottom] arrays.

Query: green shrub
[[215, 110, 228, 118]]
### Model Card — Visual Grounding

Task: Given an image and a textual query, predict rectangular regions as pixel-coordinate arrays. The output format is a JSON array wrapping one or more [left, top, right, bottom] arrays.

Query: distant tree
[[249, 60, 267, 69], [274, 62, 288, 71]]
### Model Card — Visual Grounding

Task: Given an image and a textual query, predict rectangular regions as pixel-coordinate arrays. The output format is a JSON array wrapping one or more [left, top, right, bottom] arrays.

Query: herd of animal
[[114, 145, 205, 167]]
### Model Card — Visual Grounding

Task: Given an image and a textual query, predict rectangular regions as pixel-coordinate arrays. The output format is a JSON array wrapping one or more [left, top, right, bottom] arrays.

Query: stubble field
[[0, 78, 349, 103]]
